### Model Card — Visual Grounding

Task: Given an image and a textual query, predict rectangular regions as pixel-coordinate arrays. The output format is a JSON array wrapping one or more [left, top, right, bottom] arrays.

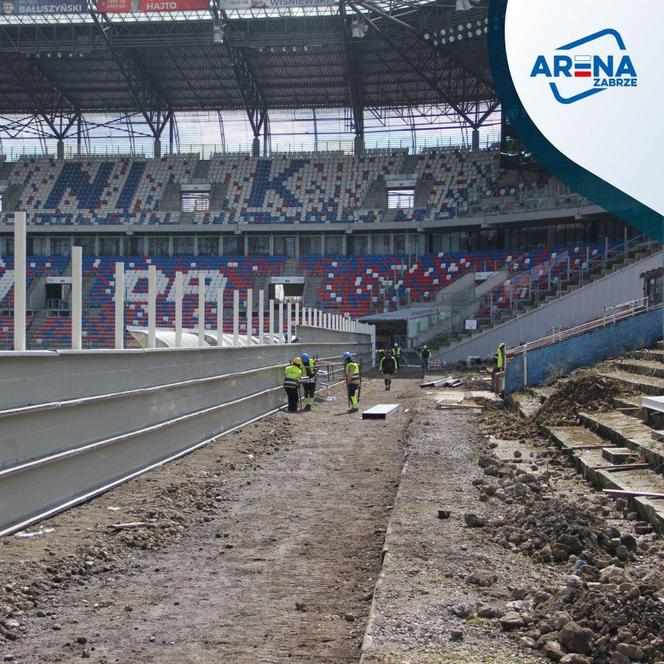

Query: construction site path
[[1, 377, 416, 664]]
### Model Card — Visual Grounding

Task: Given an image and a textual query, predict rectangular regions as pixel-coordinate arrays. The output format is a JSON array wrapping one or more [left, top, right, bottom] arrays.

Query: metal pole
[[148, 264, 157, 349], [295, 301, 300, 335], [71, 246, 82, 350], [114, 261, 124, 350], [174, 271, 183, 347], [246, 288, 253, 343], [198, 274, 206, 347], [13, 211, 26, 351], [258, 290, 265, 344], [233, 289, 240, 346], [217, 288, 224, 346], [286, 302, 292, 342]]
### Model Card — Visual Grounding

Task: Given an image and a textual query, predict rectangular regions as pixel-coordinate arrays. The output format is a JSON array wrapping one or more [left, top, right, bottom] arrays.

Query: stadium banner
[[5, 0, 87, 13], [140, 0, 207, 9], [97, 0, 131, 11], [220, 0, 337, 8]]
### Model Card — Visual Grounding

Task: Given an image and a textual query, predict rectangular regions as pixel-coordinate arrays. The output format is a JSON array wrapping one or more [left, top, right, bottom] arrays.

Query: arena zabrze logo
[[529, 29, 638, 105]]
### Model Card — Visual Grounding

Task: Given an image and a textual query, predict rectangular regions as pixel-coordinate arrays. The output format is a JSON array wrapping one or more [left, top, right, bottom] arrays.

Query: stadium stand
[[0, 244, 614, 349], [0, 149, 522, 226]]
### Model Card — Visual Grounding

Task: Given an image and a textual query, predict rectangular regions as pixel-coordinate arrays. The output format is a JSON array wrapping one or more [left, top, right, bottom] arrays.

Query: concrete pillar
[[286, 302, 292, 342], [252, 136, 260, 157], [246, 288, 253, 343], [175, 271, 183, 347], [269, 299, 275, 342], [57, 138, 65, 160], [278, 302, 284, 342], [295, 302, 300, 336], [233, 289, 240, 346], [472, 128, 480, 151], [71, 246, 82, 350], [148, 265, 157, 349], [354, 135, 365, 155], [198, 274, 206, 347], [258, 290, 265, 343], [13, 211, 26, 351], [154, 138, 162, 159], [114, 261, 124, 350], [301, 304, 306, 326], [217, 288, 224, 346]]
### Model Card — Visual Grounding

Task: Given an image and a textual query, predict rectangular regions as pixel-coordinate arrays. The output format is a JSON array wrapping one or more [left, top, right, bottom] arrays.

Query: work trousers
[[284, 386, 300, 412]]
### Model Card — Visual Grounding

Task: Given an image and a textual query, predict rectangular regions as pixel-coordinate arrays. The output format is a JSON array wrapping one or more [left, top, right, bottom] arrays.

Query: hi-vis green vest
[[346, 361, 361, 385], [495, 343, 506, 371], [284, 364, 302, 388], [304, 358, 316, 378]]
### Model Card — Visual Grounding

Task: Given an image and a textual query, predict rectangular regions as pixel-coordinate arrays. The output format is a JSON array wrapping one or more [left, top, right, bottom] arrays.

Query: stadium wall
[[504, 308, 662, 394], [0, 330, 372, 535], [438, 251, 662, 366]]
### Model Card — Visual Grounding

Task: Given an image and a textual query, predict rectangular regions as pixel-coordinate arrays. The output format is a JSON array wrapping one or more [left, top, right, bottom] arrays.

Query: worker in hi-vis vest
[[344, 352, 361, 413], [392, 342, 402, 368], [493, 342, 506, 395], [379, 348, 398, 392], [300, 352, 317, 412], [284, 357, 303, 413]]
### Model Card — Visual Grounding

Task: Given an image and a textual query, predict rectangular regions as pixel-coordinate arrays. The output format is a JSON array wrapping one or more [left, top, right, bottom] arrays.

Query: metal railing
[[507, 297, 657, 358]]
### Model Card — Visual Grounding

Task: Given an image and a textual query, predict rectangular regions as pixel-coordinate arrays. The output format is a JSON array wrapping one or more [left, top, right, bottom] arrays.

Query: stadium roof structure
[[0, 1, 495, 146]]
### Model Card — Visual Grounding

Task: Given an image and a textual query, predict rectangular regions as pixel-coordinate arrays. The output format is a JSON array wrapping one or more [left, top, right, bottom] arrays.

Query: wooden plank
[[601, 464, 651, 472], [603, 489, 664, 500]]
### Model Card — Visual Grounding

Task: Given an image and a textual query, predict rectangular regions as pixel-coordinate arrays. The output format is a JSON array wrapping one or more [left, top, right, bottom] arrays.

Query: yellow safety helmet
[[293, 357, 303, 366]]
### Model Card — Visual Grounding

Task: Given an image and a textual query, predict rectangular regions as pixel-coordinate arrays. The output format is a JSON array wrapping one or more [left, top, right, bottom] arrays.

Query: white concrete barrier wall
[[0, 331, 373, 535]]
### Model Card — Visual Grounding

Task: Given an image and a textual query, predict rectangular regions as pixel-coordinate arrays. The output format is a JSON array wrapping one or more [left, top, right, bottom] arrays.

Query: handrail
[[507, 298, 657, 357]]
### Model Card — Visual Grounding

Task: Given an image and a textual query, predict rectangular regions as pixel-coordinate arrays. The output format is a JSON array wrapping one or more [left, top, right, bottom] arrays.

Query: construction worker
[[421, 345, 431, 372], [300, 352, 317, 412], [392, 342, 402, 368], [377, 347, 386, 365], [379, 348, 398, 391], [493, 342, 506, 395], [284, 357, 303, 413], [344, 352, 361, 413]]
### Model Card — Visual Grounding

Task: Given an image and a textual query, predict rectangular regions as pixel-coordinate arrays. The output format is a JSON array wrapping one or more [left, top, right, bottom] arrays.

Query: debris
[[420, 376, 462, 388], [362, 404, 399, 420], [108, 522, 157, 532], [437, 509, 451, 520], [14, 527, 55, 539]]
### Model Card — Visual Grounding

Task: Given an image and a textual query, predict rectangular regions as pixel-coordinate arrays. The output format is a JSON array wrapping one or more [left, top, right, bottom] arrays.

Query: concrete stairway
[[538, 351, 664, 533]]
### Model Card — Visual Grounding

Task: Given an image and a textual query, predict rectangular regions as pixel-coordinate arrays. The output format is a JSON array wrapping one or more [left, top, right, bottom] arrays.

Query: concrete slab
[[614, 359, 664, 380], [642, 395, 664, 414], [511, 392, 541, 419], [489, 436, 537, 465], [544, 425, 609, 452], [362, 404, 400, 420], [597, 370, 664, 395], [579, 411, 664, 469], [602, 447, 639, 464]]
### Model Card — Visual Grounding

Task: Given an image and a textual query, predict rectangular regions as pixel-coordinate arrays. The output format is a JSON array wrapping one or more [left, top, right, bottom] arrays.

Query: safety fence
[[0, 328, 373, 536]]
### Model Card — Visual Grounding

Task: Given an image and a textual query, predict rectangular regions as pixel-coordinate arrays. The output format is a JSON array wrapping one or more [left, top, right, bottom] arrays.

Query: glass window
[[299, 236, 321, 256], [406, 234, 423, 256], [28, 237, 49, 256], [181, 191, 209, 212], [274, 236, 296, 257], [198, 236, 219, 256], [348, 235, 367, 256], [99, 237, 121, 256], [0, 237, 11, 256], [74, 238, 96, 256], [372, 234, 390, 255], [51, 237, 71, 257], [325, 235, 344, 255], [248, 236, 270, 255], [387, 189, 415, 209], [148, 237, 170, 257], [127, 236, 146, 256], [393, 233, 406, 254], [174, 236, 194, 255], [223, 235, 244, 256]]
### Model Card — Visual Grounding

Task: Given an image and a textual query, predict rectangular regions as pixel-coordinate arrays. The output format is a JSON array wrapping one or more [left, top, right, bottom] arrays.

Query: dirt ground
[[0, 377, 415, 663]]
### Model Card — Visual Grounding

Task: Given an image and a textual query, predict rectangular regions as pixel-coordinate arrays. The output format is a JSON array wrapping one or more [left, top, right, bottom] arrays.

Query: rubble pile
[[534, 372, 634, 426]]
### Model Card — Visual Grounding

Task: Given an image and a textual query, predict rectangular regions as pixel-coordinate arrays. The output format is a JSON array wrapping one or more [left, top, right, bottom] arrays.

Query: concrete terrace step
[[614, 359, 664, 380], [578, 410, 664, 471], [596, 369, 664, 396], [630, 349, 664, 364], [544, 425, 611, 452]]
